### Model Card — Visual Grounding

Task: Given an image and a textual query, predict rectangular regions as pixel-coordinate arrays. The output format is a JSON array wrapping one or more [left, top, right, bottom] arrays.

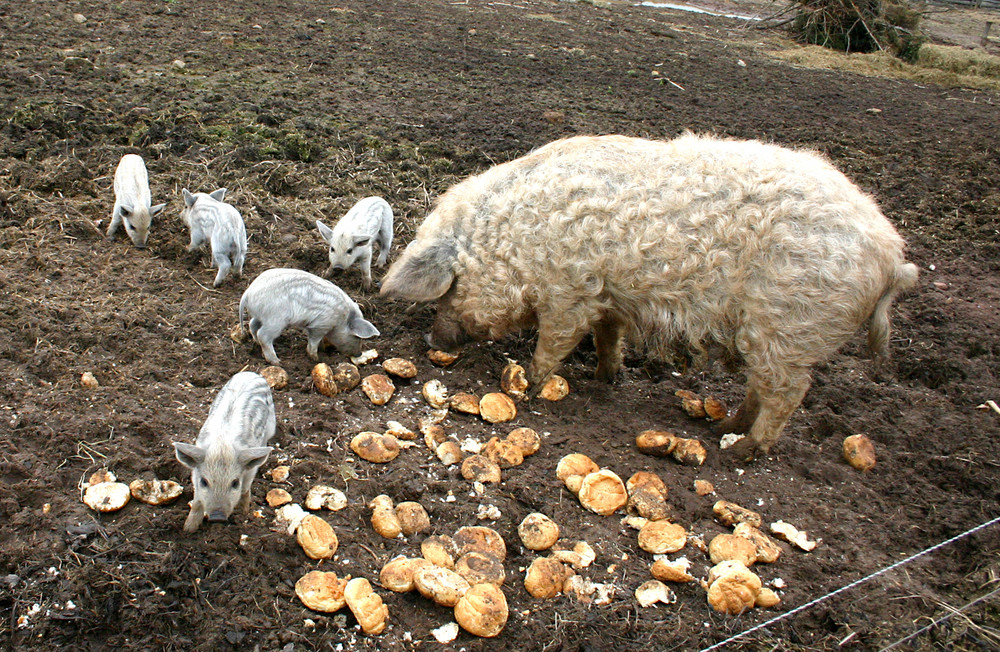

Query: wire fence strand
[[699, 514, 1000, 652]]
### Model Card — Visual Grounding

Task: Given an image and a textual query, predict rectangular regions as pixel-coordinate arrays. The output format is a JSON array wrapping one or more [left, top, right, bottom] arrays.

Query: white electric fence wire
[[698, 514, 1000, 652], [878, 583, 1000, 651]]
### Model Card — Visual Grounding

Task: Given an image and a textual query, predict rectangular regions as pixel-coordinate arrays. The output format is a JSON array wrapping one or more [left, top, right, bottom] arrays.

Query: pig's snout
[[331, 264, 344, 272], [424, 330, 465, 354], [208, 510, 228, 522]]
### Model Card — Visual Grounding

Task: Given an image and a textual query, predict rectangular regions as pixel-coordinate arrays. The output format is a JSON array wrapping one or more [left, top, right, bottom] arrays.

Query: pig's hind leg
[[593, 314, 625, 382], [254, 323, 284, 365], [212, 251, 232, 287]]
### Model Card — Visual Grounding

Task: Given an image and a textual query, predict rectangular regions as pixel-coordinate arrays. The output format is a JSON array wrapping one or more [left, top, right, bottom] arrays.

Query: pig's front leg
[[184, 499, 205, 533]]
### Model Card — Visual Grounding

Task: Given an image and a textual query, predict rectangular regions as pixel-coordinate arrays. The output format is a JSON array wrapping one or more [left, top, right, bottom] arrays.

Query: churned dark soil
[[2, 1, 999, 650]]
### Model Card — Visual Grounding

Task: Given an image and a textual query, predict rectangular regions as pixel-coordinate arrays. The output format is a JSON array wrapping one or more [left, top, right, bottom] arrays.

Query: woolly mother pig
[[381, 134, 918, 459]]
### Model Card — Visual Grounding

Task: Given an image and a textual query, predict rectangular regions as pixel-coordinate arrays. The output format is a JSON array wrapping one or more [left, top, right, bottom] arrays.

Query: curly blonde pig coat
[[381, 134, 918, 459]]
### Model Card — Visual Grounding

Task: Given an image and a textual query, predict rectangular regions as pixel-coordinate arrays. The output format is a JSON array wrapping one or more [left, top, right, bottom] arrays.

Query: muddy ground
[[2, 0, 1000, 650]]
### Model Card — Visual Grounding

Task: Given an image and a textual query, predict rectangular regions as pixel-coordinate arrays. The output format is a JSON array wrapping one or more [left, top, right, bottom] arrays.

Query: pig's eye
[[200, 478, 209, 488], [346, 247, 353, 254], [231, 479, 240, 490]]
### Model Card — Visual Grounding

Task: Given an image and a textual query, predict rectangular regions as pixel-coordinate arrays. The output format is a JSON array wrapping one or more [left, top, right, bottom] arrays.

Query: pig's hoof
[[726, 437, 764, 463]]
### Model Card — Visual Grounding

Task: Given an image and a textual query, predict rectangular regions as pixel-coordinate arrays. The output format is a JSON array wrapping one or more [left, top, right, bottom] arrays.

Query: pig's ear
[[174, 442, 206, 469], [209, 188, 227, 202], [150, 203, 166, 217], [315, 220, 334, 243], [238, 446, 273, 471], [380, 241, 456, 302], [352, 235, 371, 248], [349, 317, 379, 340], [182, 189, 196, 208]]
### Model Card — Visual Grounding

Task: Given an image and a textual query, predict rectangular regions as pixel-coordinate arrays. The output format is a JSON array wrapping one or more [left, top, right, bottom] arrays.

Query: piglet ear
[[174, 442, 206, 469], [238, 446, 273, 472], [349, 317, 380, 340], [182, 189, 196, 207], [352, 235, 372, 247], [150, 203, 166, 217], [209, 188, 227, 202], [316, 220, 334, 243]]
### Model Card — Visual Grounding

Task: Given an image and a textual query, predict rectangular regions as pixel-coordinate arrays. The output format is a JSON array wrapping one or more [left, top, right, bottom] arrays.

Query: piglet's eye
[[231, 479, 240, 490], [200, 478, 209, 488], [346, 247, 353, 254]]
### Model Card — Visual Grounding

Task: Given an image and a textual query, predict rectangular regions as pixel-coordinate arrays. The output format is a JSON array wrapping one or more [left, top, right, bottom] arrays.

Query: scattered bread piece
[[706, 561, 762, 615], [843, 434, 877, 471], [461, 455, 502, 483], [539, 374, 569, 401], [770, 520, 821, 551], [361, 374, 395, 405], [454, 525, 507, 560], [266, 488, 292, 507], [693, 479, 715, 496], [414, 565, 471, 607], [129, 479, 183, 505], [506, 427, 540, 456], [626, 471, 670, 521], [455, 551, 506, 586], [518, 513, 560, 551], [482, 436, 524, 469], [380, 557, 433, 593], [708, 533, 757, 566], [550, 540, 596, 569], [713, 500, 763, 528], [500, 362, 529, 399], [385, 420, 416, 441], [635, 579, 677, 607], [675, 389, 706, 418], [755, 587, 781, 608], [83, 482, 130, 512], [295, 570, 348, 612], [370, 495, 402, 539], [636, 430, 679, 457], [703, 396, 728, 421], [422, 535, 458, 569], [304, 485, 348, 511], [450, 392, 481, 415], [524, 557, 572, 599], [556, 453, 599, 494], [454, 583, 508, 638], [436, 440, 464, 465], [428, 349, 459, 366], [351, 432, 400, 463], [672, 438, 707, 466], [479, 392, 517, 423], [312, 363, 340, 397], [344, 577, 389, 635], [395, 501, 431, 536], [331, 363, 361, 392], [260, 365, 288, 390], [422, 379, 449, 408], [382, 357, 417, 379], [733, 522, 782, 564], [650, 557, 695, 583], [578, 469, 628, 516], [297, 514, 339, 559], [638, 521, 688, 554]]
